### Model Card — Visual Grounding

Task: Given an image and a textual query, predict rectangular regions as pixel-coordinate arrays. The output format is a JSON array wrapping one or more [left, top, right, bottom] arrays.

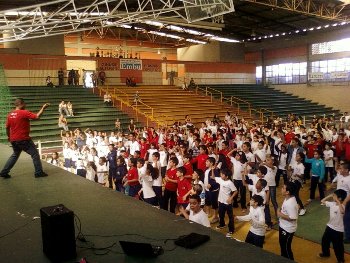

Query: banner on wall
[[330, 71, 348, 79], [120, 59, 142, 70], [308, 72, 324, 80]]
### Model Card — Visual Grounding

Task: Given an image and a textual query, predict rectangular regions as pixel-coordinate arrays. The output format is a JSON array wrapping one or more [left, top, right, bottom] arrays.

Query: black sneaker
[[0, 173, 11, 179], [35, 172, 48, 178], [318, 253, 330, 258]]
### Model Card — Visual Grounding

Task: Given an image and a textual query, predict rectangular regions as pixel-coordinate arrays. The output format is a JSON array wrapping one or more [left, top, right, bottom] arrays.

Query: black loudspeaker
[[40, 204, 76, 262]]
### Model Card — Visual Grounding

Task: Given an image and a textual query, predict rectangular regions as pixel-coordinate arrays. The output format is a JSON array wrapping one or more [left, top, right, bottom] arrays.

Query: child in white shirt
[[213, 168, 237, 238], [319, 189, 346, 263], [236, 195, 266, 248], [96, 157, 108, 185], [323, 142, 334, 183]]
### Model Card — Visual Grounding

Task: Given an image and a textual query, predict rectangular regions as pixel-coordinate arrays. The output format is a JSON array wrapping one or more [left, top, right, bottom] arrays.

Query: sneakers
[[0, 173, 11, 179], [226, 232, 233, 238], [299, 209, 306, 216], [318, 253, 330, 258], [35, 172, 48, 178], [215, 225, 225, 230]]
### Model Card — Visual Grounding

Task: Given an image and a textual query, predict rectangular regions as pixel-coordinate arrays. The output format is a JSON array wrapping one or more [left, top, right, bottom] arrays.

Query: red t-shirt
[[183, 162, 194, 183], [305, 143, 319, 158], [6, 109, 38, 141], [127, 167, 140, 186], [345, 140, 350, 161], [284, 132, 295, 144], [192, 154, 209, 172], [140, 142, 149, 159], [165, 168, 178, 191], [177, 178, 192, 204]]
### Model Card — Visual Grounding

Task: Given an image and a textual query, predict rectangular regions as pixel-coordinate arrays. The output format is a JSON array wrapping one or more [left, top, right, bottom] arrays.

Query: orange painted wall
[[0, 54, 66, 70], [265, 46, 307, 59]]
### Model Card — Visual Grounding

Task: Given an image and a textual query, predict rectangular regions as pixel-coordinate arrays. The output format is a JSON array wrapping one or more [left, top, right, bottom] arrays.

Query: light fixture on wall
[[157, 49, 161, 54]]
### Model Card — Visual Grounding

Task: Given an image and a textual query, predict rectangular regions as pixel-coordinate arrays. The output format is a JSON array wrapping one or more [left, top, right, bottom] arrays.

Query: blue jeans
[[1, 140, 43, 176]]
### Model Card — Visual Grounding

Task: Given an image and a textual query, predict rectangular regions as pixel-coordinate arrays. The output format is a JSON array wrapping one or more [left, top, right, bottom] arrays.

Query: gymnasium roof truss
[[0, 0, 235, 43], [240, 0, 349, 22]]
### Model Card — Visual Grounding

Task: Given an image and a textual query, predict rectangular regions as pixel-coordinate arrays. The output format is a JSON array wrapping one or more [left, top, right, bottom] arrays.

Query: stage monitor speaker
[[40, 204, 76, 262]]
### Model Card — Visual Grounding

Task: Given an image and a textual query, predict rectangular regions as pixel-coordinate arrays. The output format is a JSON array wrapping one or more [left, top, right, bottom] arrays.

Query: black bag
[[174, 233, 210, 249]]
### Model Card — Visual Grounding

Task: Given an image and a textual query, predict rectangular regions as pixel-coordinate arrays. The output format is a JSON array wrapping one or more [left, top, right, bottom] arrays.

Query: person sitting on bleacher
[[58, 100, 69, 116], [188, 78, 196, 90], [58, 114, 69, 131], [46, 76, 54, 88]]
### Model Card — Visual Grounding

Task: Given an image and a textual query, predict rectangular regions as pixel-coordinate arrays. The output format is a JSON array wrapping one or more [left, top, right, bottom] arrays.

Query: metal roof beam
[[240, 0, 348, 22]]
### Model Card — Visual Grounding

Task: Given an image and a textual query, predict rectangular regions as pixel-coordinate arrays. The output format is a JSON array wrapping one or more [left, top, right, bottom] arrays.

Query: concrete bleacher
[[0, 86, 137, 144], [102, 85, 251, 126], [202, 84, 341, 120]]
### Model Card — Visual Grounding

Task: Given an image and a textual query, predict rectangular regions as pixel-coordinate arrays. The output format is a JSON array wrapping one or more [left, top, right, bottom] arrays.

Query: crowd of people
[[43, 111, 350, 262]]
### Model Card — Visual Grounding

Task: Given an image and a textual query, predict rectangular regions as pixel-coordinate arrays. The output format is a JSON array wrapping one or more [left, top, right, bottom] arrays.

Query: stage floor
[[0, 143, 290, 263]]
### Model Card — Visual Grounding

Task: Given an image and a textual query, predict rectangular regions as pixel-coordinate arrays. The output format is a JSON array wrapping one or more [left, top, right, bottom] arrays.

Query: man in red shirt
[[0, 98, 50, 178]]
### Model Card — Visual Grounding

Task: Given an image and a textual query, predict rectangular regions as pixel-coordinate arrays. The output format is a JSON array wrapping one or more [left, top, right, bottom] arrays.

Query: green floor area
[[295, 200, 350, 253]]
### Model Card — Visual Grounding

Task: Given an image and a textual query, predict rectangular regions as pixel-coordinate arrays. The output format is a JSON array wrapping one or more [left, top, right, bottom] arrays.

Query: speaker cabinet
[[40, 204, 76, 262]]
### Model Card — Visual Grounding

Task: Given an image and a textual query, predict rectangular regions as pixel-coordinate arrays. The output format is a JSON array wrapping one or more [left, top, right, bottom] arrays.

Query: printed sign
[[308, 72, 324, 80], [120, 59, 142, 70], [330, 71, 348, 79]]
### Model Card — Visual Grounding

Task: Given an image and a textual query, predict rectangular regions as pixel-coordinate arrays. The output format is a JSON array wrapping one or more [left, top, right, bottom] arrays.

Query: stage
[[0, 143, 290, 263]]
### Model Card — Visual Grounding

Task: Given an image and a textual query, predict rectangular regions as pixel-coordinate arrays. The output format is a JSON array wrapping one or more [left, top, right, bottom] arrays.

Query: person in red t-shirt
[[192, 145, 209, 172], [284, 126, 295, 145], [123, 158, 141, 197], [0, 98, 50, 178], [176, 166, 192, 209], [139, 137, 149, 159], [183, 154, 193, 183], [304, 136, 321, 180], [162, 156, 179, 213]]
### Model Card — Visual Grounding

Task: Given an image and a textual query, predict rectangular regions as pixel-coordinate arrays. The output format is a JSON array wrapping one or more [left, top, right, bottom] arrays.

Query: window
[[262, 62, 307, 84], [310, 58, 350, 82], [312, 38, 350, 55]]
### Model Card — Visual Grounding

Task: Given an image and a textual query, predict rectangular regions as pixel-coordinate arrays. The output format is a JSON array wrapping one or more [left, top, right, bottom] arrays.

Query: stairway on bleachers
[[202, 84, 341, 121], [102, 85, 250, 126], [0, 86, 137, 144]]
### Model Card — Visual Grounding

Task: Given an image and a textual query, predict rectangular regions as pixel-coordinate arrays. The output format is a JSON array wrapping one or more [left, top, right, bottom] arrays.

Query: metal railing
[[37, 139, 62, 156], [195, 86, 215, 102], [98, 86, 170, 128]]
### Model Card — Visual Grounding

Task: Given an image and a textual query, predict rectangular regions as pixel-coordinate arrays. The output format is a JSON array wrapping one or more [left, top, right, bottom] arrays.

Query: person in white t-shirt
[[332, 162, 350, 243], [96, 157, 108, 185], [128, 132, 140, 157], [179, 194, 210, 227], [319, 189, 347, 263], [278, 182, 298, 261], [235, 195, 266, 248], [323, 142, 335, 183], [289, 152, 306, 216], [138, 162, 157, 206], [264, 155, 278, 225], [227, 150, 247, 212], [213, 168, 237, 238]]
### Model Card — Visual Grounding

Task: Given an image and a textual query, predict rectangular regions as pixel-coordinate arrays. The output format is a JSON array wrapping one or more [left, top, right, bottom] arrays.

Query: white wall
[[273, 84, 349, 113]]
